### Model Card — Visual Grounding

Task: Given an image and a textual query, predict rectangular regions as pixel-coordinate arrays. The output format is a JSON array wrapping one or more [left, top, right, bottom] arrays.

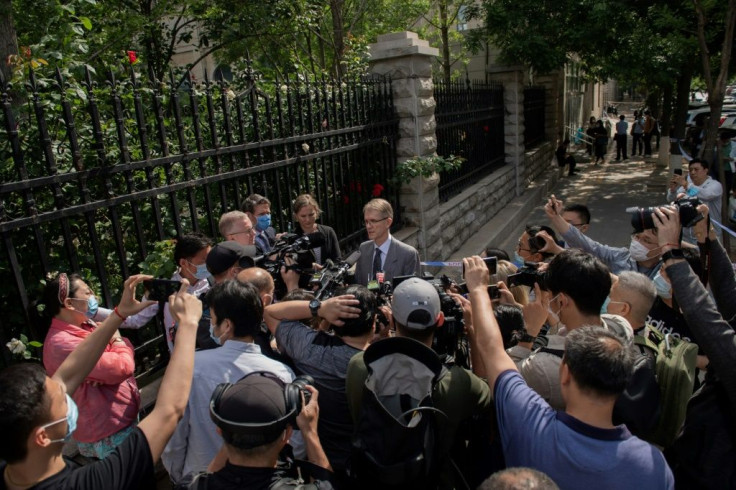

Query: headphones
[[209, 371, 311, 437]]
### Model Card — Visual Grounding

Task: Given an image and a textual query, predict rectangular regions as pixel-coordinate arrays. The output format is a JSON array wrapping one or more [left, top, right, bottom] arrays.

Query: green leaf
[[29, 341, 43, 348], [79, 17, 93, 30]]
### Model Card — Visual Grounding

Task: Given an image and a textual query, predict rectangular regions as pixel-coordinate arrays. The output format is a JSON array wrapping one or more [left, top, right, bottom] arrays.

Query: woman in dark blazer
[[292, 194, 341, 265]]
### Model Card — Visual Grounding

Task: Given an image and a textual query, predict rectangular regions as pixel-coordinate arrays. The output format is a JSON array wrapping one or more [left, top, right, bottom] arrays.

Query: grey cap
[[391, 277, 441, 330]]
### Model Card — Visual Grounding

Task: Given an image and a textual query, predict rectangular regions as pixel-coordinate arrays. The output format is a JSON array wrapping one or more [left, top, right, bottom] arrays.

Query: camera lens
[[292, 375, 314, 405], [628, 207, 656, 232]]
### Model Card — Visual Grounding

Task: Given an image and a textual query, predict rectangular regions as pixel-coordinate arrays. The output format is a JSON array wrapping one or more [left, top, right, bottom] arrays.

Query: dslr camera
[[627, 197, 703, 232]]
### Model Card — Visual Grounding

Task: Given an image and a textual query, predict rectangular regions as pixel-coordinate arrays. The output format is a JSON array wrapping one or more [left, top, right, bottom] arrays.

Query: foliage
[[5, 334, 43, 362], [138, 240, 178, 279], [393, 154, 465, 184]]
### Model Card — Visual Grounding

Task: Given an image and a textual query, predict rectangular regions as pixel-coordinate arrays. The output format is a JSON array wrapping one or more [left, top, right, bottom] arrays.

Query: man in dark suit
[[354, 198, 420, 286], [242, 194, 277, 254]]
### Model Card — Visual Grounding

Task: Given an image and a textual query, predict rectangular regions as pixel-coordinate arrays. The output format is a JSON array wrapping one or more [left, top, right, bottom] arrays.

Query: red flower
[[372, 183, 384, 197], [127, 50, 138, 64], [483, 125, 490, 132], [343, 195, 350, 204]]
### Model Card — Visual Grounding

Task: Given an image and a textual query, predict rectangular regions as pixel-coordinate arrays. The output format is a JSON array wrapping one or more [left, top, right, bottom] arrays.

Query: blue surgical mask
[[512, 252, 525, 268], [188, 261, 210, 281], [256, 214, 272, 231], [71, 296, 99, 319], [41, 394, 78, 443], [653, 271, 672, 299], [209, 323, 222, 346], [601, 296, 611, 314]]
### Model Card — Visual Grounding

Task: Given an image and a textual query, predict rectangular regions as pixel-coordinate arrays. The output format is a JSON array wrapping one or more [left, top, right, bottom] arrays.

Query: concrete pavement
[[435, 142, 672, 281]]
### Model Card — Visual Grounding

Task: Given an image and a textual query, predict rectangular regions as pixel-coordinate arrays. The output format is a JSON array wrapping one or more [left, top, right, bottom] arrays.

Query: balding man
[[237, 267, 275, 308], [237, 267, 283, 364], [219, 211, 256, 246]]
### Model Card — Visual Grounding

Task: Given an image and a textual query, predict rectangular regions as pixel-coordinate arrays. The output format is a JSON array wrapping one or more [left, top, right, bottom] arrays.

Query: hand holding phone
[[143, 279, 183, 302], [463, 256, 497, 278]]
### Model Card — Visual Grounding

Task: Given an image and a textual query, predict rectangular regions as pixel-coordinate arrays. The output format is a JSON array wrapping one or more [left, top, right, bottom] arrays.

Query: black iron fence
[[434, 78, 505, 201], [0, 65, 398, 374], [524, 86, 546, 147]]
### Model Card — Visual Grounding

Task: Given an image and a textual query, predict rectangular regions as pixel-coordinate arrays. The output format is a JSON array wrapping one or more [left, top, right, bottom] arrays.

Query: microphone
[[344, 250, 361, 267]]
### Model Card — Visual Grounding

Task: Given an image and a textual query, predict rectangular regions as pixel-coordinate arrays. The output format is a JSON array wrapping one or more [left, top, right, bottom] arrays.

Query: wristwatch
[[518, 330, 536, 343], [308, 299, 322, 318], [661, 249, 685, 262]]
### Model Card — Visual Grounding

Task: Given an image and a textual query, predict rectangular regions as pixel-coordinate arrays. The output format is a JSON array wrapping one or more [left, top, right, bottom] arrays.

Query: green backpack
[[635, 325, 699, 448]]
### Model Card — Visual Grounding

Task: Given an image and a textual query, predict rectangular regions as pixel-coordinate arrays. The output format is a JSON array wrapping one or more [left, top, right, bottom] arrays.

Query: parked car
[[686, 105, 736, 127]]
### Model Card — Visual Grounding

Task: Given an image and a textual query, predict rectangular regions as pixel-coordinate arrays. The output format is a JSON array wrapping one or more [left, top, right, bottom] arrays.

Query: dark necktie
[[257, 233, 271, 253], [372, 248, 382, 280]]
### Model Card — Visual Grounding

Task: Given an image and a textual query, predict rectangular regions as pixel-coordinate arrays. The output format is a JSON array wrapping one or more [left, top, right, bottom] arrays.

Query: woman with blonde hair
[[292, 194, 341, 265]]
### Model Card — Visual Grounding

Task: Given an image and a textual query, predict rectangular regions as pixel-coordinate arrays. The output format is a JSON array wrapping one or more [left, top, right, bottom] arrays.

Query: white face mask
[[548, 293, 562, 325], [629, 238, 652, 262]]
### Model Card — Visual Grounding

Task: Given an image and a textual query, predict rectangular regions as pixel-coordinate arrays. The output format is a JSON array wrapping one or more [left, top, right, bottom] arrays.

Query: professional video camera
[[626, 197, 704, 232], [311, 251, 362, 300], [255, 232, 324, 297]]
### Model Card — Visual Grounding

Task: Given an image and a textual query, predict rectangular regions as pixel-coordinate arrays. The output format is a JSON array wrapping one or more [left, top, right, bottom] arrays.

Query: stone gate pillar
[[368, 32, 440, 261]]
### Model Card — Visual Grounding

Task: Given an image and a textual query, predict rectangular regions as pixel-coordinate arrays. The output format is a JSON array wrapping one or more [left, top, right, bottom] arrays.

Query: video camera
[[255, 232, 324, 297], [311, 251, 362, 300], [626, 197, 704, 232]]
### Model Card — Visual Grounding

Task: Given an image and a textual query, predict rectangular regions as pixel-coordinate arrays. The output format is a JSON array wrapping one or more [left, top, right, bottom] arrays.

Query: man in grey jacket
[[353, 199, 420, 286], [542, 195, 663, 279]]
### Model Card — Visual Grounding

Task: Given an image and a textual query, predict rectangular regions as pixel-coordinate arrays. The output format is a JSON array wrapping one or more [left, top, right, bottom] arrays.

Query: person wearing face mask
[[4, 276, 204, 490], [242, 194, 278, 255], [162, 280, 294, 486], [544, 194, 665, 279], [512, 250, 633, 410], [30, 273, 157, 460], [163, 233, 214, 352]]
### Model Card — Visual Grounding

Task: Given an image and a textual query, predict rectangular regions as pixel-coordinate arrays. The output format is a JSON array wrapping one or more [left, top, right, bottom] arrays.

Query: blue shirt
[[162, 340, 294, 484], [494, 370, 674, 490]]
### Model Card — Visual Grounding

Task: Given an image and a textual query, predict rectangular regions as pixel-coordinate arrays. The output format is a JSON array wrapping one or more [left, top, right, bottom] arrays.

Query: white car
[[686, 105, 736, 127]]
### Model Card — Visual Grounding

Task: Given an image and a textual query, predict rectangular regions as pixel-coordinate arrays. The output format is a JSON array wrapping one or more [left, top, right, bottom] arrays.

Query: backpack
[[348, 337, 448, 490], [538, 341, 662, 440], [635, 326, 698, 447]]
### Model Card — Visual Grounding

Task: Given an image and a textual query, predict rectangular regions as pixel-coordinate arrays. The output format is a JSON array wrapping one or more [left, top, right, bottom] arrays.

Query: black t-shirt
[[0, 427, 154, 490], [646, 297, 700, 346], [190, 463, 333, 490]]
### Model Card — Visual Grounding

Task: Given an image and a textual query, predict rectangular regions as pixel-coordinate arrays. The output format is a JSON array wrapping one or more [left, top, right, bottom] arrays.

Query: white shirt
[[161, 340, 294, 484]]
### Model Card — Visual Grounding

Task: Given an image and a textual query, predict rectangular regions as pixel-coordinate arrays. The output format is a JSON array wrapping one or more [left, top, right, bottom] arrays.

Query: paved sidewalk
[[435, 143, 673, 281]]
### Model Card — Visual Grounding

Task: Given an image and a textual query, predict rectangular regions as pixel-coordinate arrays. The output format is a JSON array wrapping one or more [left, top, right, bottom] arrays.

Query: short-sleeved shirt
[[275, 321, 362, 471], [0, 427, 154, 490], [494, 370, 674, 490]]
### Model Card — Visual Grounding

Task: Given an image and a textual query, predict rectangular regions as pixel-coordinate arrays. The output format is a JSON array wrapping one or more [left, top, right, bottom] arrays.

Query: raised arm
[[694, 205, 736, 323], [263, 295, 360, 335], [138, 281, 202, 462], [52, 275, 154, 394], [654, 207, 736, 410], [296, 385, 332, 472], [464, 256, 518, 390]]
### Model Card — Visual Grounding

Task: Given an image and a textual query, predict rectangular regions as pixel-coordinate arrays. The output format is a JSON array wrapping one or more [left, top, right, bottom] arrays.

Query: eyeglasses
[[516, 243, 532, 253], [566, 222, 586, 228], [364, 217, 389, 226], [230, 227, 255, 236]]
